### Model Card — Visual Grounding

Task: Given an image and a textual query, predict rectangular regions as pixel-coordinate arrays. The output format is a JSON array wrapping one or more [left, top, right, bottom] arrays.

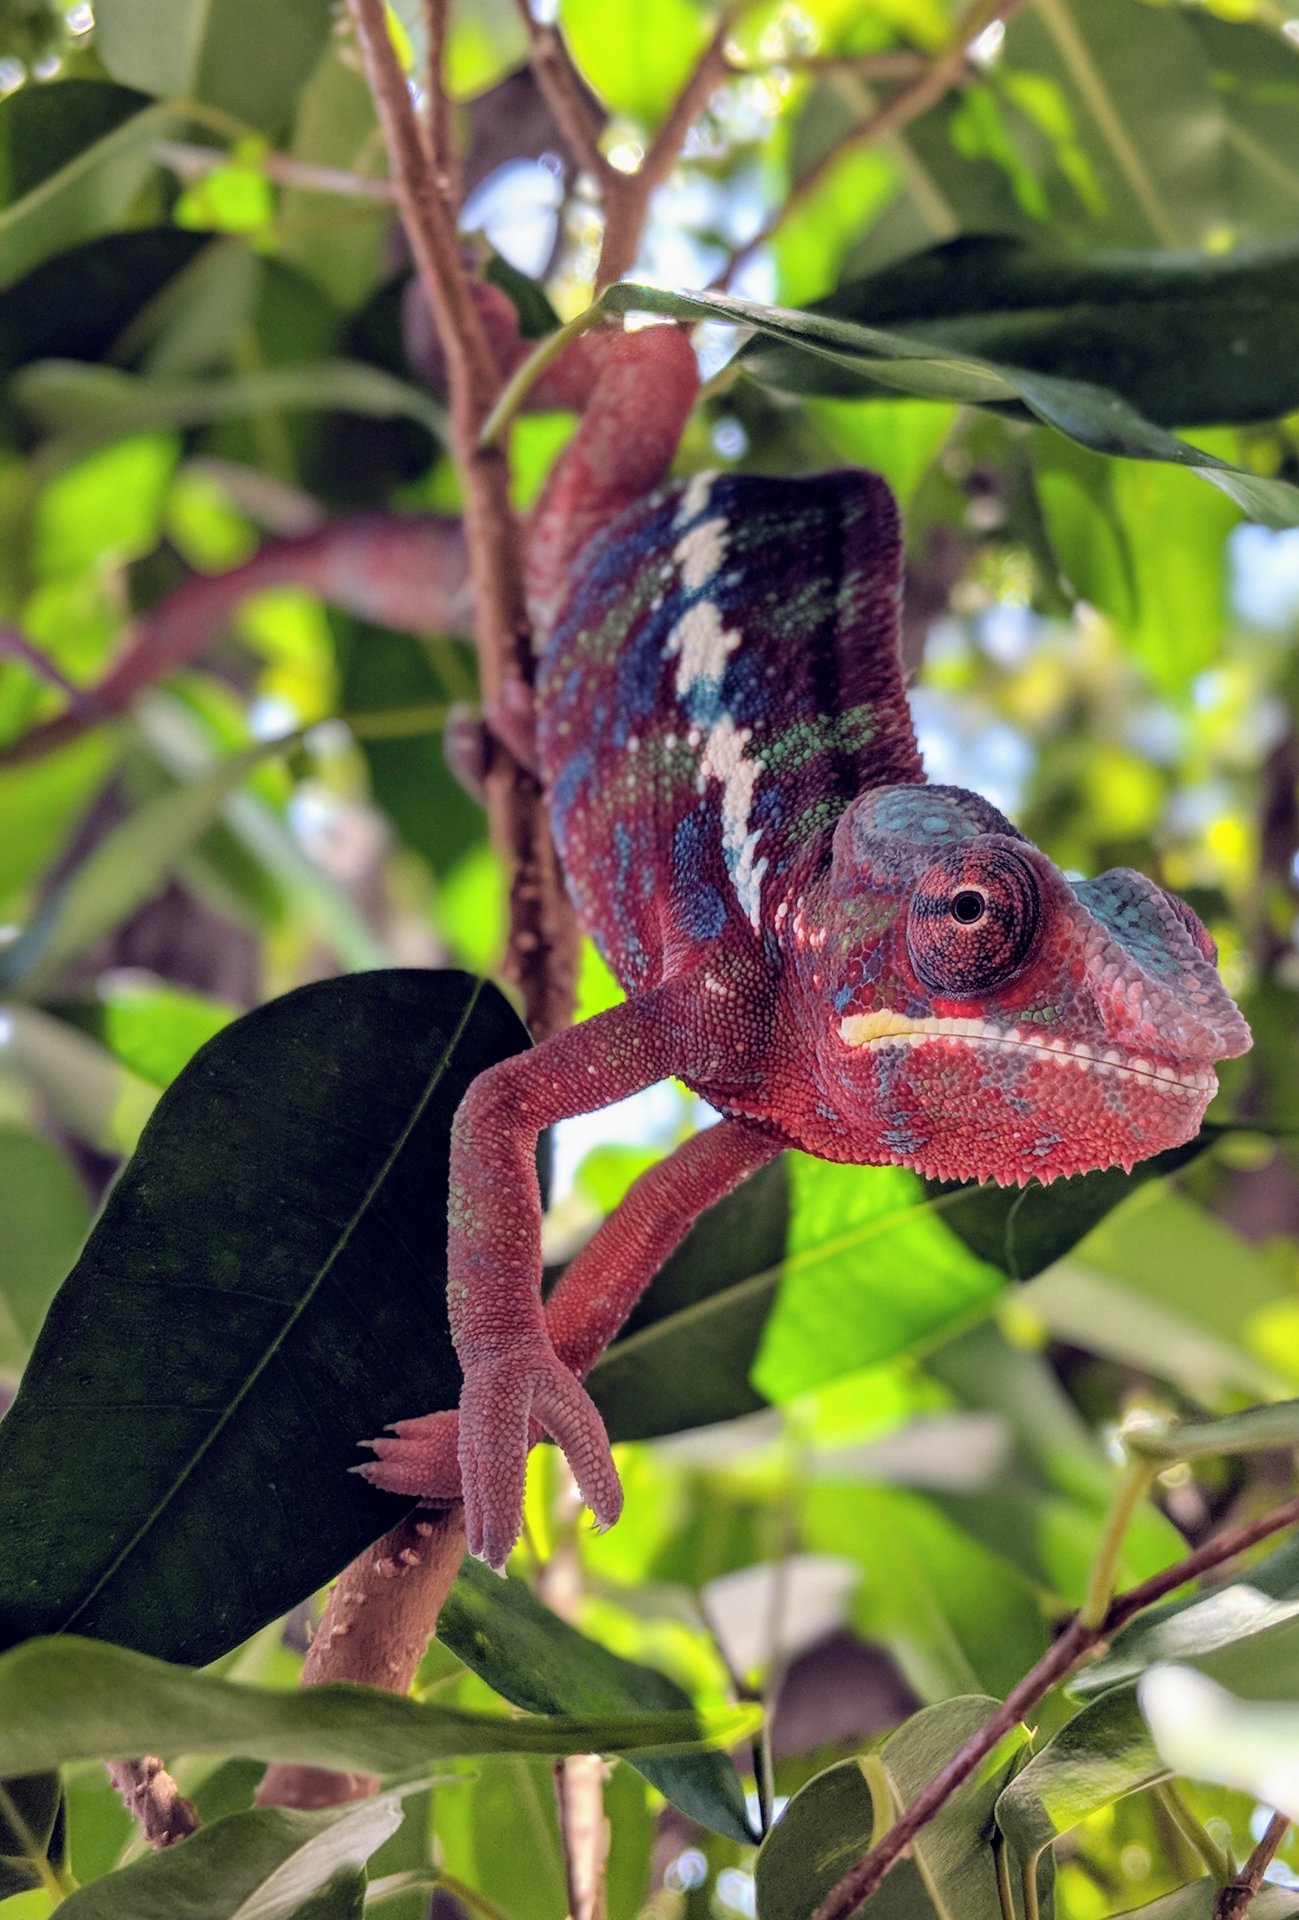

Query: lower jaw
[[828, 1042, 1216, 1186]]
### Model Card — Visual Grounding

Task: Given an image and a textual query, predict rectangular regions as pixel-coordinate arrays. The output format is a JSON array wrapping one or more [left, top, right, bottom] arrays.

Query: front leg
[[447, 978, 716, 1567], [363, 1114, 779, 1511]]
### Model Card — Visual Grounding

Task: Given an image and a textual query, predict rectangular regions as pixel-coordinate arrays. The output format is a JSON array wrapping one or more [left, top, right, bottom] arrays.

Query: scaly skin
[[362, 315, 1252, 1568]]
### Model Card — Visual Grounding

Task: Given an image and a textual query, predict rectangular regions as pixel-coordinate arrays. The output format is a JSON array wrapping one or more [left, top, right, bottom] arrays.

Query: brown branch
[[511, 0, 610, 189], [105, 1758, 201, 1849], [424, 0, 461, 212], [1217, 1812, 1292, 1919], [348, 0, 579, 1040], [596, 9, 738, 289], [716, 0, 1027, 289], [257, 1508, 466, 1808], [814, 1492, 1299, 1920]]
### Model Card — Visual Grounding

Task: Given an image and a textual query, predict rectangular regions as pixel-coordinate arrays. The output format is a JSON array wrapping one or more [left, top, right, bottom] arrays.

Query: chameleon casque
[[359, 313, 1252, 1569]]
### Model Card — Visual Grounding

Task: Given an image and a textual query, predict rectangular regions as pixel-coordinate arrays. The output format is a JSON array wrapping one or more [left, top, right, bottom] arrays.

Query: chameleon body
[[361, 321, 1251, 1568]]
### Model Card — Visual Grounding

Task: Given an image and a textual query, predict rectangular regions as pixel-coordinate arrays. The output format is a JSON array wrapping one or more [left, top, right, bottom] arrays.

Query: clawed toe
[[352, 1409, 462, 1500]]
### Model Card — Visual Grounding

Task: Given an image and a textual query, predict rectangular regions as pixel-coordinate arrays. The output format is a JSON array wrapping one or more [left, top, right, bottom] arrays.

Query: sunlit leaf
[[0, 1127, 90, 1380], [0, 1637, 755, 1775], [1139, 1666, 1299, 1822], [59, 1796, 399, 1919]]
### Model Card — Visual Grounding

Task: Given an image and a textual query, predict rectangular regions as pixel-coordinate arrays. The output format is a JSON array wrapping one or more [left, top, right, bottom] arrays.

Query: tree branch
[[347, 0, 579, 1040], [1216, 1812, 1292, 1919], [596, 9, 737, 289], [814, 1491, 1299, 1920], [424, 0, 461, 212], [257, 1508, 467, 1808], [716, 0, 1027, 289], [106, 1758, 201, 1849], [511, 0, 610, 191]]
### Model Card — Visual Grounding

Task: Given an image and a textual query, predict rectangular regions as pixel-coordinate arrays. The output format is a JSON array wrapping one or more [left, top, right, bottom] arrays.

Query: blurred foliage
[[0, 0, 1298, 1915]]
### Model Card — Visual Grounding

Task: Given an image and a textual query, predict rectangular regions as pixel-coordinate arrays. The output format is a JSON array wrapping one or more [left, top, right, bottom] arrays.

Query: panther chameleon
[[359, 308, 1252, 1570]]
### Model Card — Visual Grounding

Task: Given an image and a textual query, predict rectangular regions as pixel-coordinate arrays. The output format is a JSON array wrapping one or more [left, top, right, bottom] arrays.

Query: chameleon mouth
[[837, 1011, 1217, 1098]]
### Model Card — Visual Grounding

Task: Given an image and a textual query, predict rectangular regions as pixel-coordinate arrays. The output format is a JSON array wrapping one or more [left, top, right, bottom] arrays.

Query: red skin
[[360, 310, 1252, 1569]]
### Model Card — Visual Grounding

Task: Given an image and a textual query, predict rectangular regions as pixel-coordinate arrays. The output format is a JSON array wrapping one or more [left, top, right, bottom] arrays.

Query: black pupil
[[952, 890, 985, 925]]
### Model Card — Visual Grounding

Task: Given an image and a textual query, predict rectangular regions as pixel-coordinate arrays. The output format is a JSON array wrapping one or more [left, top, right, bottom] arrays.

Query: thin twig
[[1216, 1812, 1292, 1919], [814, 1492, 1299, 1920], [716, 0, 1028, 288], [156, 140, 396, 200], [106, 1758, 201, 1849]]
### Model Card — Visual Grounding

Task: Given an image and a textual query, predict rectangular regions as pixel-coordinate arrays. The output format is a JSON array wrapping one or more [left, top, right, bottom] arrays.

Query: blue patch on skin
[[549, 744, 593, 845], [672, 813, 728, 939], [870, 789, 973, 842], [883, 1125, 925, 1155], [1074, 876, 1185, 978]]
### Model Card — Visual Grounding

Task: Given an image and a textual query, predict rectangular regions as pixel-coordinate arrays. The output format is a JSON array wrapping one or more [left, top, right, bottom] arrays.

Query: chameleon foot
[[457, 1342, 622, 1570], [355, 1409, 462, 1501]]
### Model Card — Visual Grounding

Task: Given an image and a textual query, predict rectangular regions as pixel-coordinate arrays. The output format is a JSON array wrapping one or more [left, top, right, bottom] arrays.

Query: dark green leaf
[[1125, 1400, 1299, 1465], [0, 1771, 63, 1898], [95, 0, 335, 139], [764, 236, 1299, 429], [588, 1154, 788, 1440], [927, 1137, 1209, 1282], [0, 1638, 756, 1775], [59, 1796, 399, 1919], [601, 284, 1299, 528], [0, 82, 171, 288], [439, 1561, 755, 1842], [0, 229, 212, 377], [755, 1696, 1022, 1920], [0, 971, 523, 1665]]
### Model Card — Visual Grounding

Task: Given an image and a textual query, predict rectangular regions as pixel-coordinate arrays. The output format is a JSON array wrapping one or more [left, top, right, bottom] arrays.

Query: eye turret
[[906, 845, 1042, 997]]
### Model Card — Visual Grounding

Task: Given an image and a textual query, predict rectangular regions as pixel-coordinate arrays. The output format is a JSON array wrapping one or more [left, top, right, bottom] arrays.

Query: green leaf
[[995, 1689, 1165, 1883], [777, 235, 1299, 430], [439, 1561, 755, 1843], [59, 1796, 399, 1919], [95, 0, 335, 139], [1073, 1534, 1299, 1702], [0, 737, 299, 996], [1111, 1888, 1299, 1920], [0, 971, 524, 1666], [753, 1161, 1004, 1402], [0, 81, 172, 289], [926, 1138, 1209, 1284], [1139, 1666, 1299, 1823], [45, 980, 235, 1090], [559, 0, 711, 126], [0, 1772, 63, 1899], [0, 229, 214, 376], [1184, 12, 1299, 242], [0, 1127, 90, 1380], [587, 1154, 788, 1441], [0, 1638, 755, 1776], [755, 1696, 1023, 1920], [600, 284, 1299, 528], [14, 360, 446, 456], [803, 1482, 1046, 1702]]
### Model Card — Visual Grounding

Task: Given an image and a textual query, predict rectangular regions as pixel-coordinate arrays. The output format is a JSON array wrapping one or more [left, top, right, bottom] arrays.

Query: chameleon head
[[807, 785, 1252, 1185]]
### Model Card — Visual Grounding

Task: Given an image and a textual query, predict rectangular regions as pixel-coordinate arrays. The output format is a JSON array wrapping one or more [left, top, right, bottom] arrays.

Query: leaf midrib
[[58, 980, 484, 1635]]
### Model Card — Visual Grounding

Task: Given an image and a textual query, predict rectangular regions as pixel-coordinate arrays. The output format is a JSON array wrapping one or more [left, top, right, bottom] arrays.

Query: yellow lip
[[838, 1012, 1216, 1095]]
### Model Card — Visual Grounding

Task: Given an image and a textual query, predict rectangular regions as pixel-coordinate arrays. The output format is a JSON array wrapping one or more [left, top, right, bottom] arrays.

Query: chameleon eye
[[907, 847, 1041, 997]]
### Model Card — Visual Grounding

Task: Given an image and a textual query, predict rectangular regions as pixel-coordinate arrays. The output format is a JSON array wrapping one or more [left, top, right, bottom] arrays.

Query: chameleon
[[359, 312, 1252, 1570]]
